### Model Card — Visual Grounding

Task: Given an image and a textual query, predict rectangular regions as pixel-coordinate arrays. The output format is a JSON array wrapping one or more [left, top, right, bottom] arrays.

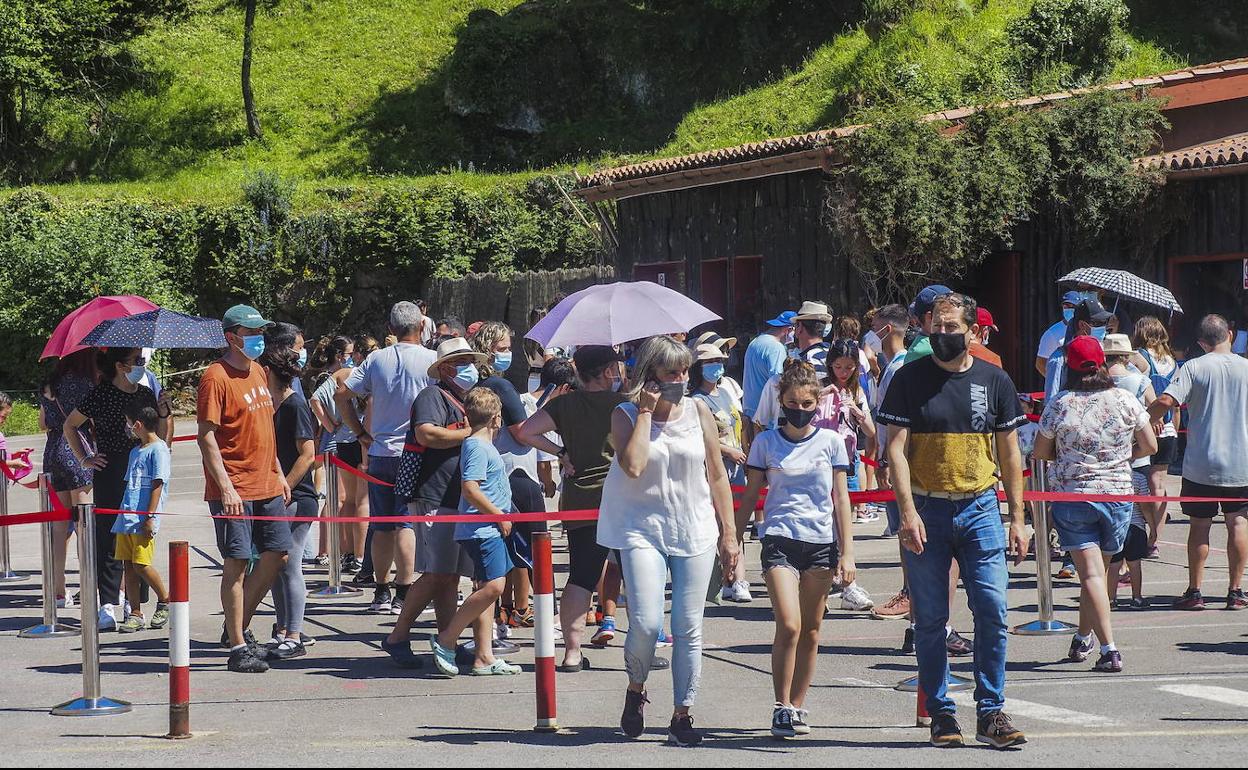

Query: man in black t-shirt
[[382, 338, 486, 666]]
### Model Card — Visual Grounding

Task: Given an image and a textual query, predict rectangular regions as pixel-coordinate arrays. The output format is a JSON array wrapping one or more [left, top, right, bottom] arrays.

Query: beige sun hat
[[427, 336, 489, 378], [692, 331, 738, 351], [1101, 333, 1133, 357], [694, 343, 727, 363], [793, 301, 833, 322]]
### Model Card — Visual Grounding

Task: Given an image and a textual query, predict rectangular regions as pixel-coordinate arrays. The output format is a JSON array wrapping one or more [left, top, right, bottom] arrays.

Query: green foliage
[[1007, 0, 1131, 90], [2, 401, 41, 438], [0, 176, 600, 389], [242, 169, 295, 227], [826, 92, 1167, 302]]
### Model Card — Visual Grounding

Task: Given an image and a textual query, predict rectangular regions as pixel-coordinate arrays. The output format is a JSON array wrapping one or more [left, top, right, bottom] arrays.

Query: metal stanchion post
[[309, 448, 361, 599], [51, 503, 131, 716], [895, 671, 973, 693], [20, 474, 78, 639], [166, 541, 191, 739], [532, 530, 558, 733], [0, 449, 26, 582], [1012, 459, 1076, 635]]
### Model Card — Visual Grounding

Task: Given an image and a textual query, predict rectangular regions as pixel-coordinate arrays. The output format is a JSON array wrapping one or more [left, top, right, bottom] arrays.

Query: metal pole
[[166, 541, 191, 739], [20, 474, 79, 638], [308, 448, 360, 599], [51, 503, 131, 716], [0, 449, 25, 582], [532, 530, 558, 732], [1012, 459, 1076, 635]]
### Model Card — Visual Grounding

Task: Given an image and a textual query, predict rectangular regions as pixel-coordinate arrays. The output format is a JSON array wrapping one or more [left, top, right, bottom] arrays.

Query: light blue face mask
[[241, 335, 265, 360], [297, 349, 308, 368], [453, 363, 479, 390], [493, 351, 513, 373], [703, 363, 725, 383], [125, 364, 147, 385], [1091, 326, 1108, 342], [1062, 307, 1076, 323]]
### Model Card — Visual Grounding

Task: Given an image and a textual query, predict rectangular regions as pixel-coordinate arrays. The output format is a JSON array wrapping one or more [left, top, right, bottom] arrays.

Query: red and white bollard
[[167, 540, 191, 739], [916, 684, 931, 727], [532, 530, 558, 732]]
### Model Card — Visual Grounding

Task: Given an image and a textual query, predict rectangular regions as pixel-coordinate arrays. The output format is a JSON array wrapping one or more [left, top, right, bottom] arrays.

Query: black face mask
[[782, 406, 817, 429], [930, 332, 968, 363]]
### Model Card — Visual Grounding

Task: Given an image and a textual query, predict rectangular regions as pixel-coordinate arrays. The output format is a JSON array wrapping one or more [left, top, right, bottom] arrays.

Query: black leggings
[[92, 452, 128, 607], [565, 525, 609, 593]]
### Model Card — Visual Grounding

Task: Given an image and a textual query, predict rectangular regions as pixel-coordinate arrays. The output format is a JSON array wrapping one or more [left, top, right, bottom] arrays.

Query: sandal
[[471, 659, 523, 676], [557, 656, 591, 673]]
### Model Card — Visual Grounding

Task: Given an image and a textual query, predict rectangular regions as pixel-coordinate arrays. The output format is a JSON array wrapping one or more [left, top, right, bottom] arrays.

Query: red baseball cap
[[976, 307, 999, 331], [1065, 335, 1105, 372]]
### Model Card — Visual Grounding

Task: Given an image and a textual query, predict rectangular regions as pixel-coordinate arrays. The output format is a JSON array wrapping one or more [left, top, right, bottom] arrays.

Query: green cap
[[222, 304, 273, 331]]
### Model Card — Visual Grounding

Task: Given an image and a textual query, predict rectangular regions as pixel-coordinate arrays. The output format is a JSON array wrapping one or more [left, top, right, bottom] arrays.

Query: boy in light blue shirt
[[114, 404, 172, 633], [429, 388, 521, 678]]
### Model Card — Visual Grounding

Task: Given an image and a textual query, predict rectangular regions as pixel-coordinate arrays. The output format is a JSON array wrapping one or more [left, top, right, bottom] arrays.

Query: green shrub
[[1007, 0, 1131, 90]]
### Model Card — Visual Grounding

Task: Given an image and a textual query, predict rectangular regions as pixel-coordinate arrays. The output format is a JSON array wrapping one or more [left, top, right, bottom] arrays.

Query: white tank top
[[597, 398, 719, 557]]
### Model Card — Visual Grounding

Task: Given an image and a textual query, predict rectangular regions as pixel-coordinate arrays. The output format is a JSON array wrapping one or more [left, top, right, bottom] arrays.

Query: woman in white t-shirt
[[736, 359, 855, 739], [1130, 316, 1180, 557]]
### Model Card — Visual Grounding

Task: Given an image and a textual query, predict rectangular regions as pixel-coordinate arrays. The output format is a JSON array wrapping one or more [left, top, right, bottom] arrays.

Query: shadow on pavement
[[410, 724, 926, 751]]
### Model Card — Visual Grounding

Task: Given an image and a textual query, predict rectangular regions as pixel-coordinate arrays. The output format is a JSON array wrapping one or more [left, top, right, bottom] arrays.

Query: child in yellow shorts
[[114, 404, 172, 633]]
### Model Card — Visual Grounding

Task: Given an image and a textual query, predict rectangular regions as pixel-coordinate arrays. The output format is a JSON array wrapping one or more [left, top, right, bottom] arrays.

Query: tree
[[241, 0, 262, 141]]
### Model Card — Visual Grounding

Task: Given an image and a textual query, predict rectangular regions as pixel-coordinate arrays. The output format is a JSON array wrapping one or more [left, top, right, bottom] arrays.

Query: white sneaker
[[728, 581, 753, 603], [840, 582, 875, 611], [98, 604, 118, 631]]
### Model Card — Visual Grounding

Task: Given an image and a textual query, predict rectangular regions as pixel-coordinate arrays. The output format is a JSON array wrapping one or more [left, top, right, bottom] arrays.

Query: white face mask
[[863, 329, 883, 354]]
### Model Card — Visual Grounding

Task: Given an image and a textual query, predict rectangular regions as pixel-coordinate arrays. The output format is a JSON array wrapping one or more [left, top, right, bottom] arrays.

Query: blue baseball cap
[[766, 311, 797, 327], [912, 284, 953, 318], [1061, 291, 1083, 306]]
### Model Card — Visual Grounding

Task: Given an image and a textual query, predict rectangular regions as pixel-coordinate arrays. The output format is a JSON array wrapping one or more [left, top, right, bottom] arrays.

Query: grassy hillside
[[6, 0, 1246, 206]]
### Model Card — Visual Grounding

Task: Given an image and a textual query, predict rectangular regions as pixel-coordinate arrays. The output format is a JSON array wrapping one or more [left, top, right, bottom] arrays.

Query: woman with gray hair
[[597, 335, 740, 747]]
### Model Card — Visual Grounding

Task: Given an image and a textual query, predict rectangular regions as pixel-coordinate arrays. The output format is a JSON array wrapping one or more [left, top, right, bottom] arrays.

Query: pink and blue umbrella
[[525, 281, 721, 348], [79, 308, 227, 350]]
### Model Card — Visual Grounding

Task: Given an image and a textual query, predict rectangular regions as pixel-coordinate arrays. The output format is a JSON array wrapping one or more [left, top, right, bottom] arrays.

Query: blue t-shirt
[[343, 343, 435, 458], [114, 441, 171, 534], [455, 436, 513, 541], [743, 333, 788, 417]]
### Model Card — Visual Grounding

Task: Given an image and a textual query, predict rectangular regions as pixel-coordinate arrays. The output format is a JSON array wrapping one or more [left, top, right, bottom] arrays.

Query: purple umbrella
[[526, 281, 721, 348]]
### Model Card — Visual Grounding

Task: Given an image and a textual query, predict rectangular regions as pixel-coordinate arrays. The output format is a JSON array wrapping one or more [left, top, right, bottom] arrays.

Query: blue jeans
[[903, 490, 1009, 718]]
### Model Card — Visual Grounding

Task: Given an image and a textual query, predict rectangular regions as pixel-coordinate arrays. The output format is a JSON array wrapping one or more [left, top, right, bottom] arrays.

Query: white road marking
[[951, 691, 1119, 726], [1159, 684, 1248, 708]]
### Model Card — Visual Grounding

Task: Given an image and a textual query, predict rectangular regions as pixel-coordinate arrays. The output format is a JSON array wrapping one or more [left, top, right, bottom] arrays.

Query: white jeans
[[618, 547, 716, 708]]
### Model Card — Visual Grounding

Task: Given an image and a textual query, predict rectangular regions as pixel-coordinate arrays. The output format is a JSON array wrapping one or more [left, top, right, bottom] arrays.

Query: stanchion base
[[895, 673, 974, 693], [1011, 619, 1077, 636], [51, 696, 132, 716], [19, 622, 80, 639], [916, 716, 932, 727], [164, 733, 193, 740], [0, 570, 26, 583], [533, 721, 560, 733], [307, 584, 363, 599]]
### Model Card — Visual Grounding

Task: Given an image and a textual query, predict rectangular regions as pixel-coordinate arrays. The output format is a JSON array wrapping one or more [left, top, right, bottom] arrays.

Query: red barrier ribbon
[[330, 454, 394, 487]]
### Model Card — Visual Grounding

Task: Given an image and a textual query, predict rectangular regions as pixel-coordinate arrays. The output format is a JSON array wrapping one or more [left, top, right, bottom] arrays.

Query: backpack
[[1138, 348, 1175, 423]]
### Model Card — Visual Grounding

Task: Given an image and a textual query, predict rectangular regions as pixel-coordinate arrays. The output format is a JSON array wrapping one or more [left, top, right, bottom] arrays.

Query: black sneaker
[[667, 713, 702, 747], [1066, 634, 1096, 663], [620, 688, 648, 738], [1227, 588, 1248, 611], [770, 703, 796, 739], [269, 640, 307, 660], [220, 627, 260, 650], [946, 628, 972, 657], [340, 553, 360, 575], [227, 646, 270, 673], [901, 627, 915, 655], [350, 570, 376, 588], [930, 713, 964, 747], [370, 584, 393, 613], [976, 711, 1026, 749], [1093, 649, 1123, 673]]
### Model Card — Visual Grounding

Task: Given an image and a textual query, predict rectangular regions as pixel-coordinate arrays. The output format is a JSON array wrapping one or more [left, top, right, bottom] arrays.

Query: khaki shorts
[[115, 533, 156, 567], [411, 501, 475, 578]]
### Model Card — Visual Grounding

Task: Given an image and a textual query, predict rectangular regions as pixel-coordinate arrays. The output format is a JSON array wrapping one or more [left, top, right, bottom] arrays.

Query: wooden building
[[576, 58, 1248, 387]]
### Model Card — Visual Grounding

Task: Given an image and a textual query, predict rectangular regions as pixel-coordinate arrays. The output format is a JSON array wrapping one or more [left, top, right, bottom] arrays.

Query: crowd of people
[[17, 282, 1248, 750]]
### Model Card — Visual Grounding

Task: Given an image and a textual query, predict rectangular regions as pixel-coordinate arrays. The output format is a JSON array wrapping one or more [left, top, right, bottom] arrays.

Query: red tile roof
[[1139, 132, 1248, 173], [579, 57, 1248, 193]]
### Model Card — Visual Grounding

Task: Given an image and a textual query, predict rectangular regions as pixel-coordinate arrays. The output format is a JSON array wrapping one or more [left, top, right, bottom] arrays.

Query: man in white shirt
[[1035, 292, 1085, 376]]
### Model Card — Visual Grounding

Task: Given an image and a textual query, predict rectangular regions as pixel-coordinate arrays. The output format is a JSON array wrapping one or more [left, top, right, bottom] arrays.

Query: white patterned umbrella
[[1058, 268, 1183, 315], [526, 281, 721, 348]]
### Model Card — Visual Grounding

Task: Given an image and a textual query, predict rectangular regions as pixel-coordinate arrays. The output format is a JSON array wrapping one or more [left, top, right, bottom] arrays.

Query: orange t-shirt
[[969, 342, 1003, 369], [197, 360, 282, 502]]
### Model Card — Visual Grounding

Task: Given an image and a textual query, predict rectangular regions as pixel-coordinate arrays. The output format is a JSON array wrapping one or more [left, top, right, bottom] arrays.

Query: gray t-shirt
[[1164, 352, 1248, 486], [344, 343, 435, 457]]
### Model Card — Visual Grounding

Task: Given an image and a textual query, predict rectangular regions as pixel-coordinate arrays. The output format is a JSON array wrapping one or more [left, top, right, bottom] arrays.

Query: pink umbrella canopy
[[40, 295, 160, 360], [525, 281, 721, 348]]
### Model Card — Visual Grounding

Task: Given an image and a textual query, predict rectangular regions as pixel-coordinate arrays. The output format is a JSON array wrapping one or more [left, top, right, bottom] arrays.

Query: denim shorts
[[1051, 500, 1130, 554], [366, 455, 410, 531], [459, 536, 514, 583], [211, 496, 292, 560], [760, 535, 838, 574]]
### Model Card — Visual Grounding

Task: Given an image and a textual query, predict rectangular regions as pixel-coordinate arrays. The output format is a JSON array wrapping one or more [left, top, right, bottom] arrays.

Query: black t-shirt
[[274, 391, 317, 501], [408, 383, 468, 508], [77, 382, 157, 455], [878, 356, 1026, 494], [477, 376, 527, 426]]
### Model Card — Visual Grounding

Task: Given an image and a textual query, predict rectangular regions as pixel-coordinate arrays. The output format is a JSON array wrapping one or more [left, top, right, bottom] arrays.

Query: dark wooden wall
[[615, 170, 857, 336]]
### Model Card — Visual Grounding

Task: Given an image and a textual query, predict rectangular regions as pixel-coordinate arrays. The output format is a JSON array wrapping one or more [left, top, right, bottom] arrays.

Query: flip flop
[[557, 656, 591, 673]]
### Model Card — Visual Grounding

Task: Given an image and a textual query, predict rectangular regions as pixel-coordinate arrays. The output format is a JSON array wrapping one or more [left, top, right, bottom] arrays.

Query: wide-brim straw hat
[[692, 331, 738, 351], [427, 337, 489, 378], [694, 343, 727, 363], [793, 301, 832, 322]]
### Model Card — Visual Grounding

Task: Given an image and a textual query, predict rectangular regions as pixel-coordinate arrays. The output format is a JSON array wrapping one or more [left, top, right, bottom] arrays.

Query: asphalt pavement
[[3, 425, 1248, 766]]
